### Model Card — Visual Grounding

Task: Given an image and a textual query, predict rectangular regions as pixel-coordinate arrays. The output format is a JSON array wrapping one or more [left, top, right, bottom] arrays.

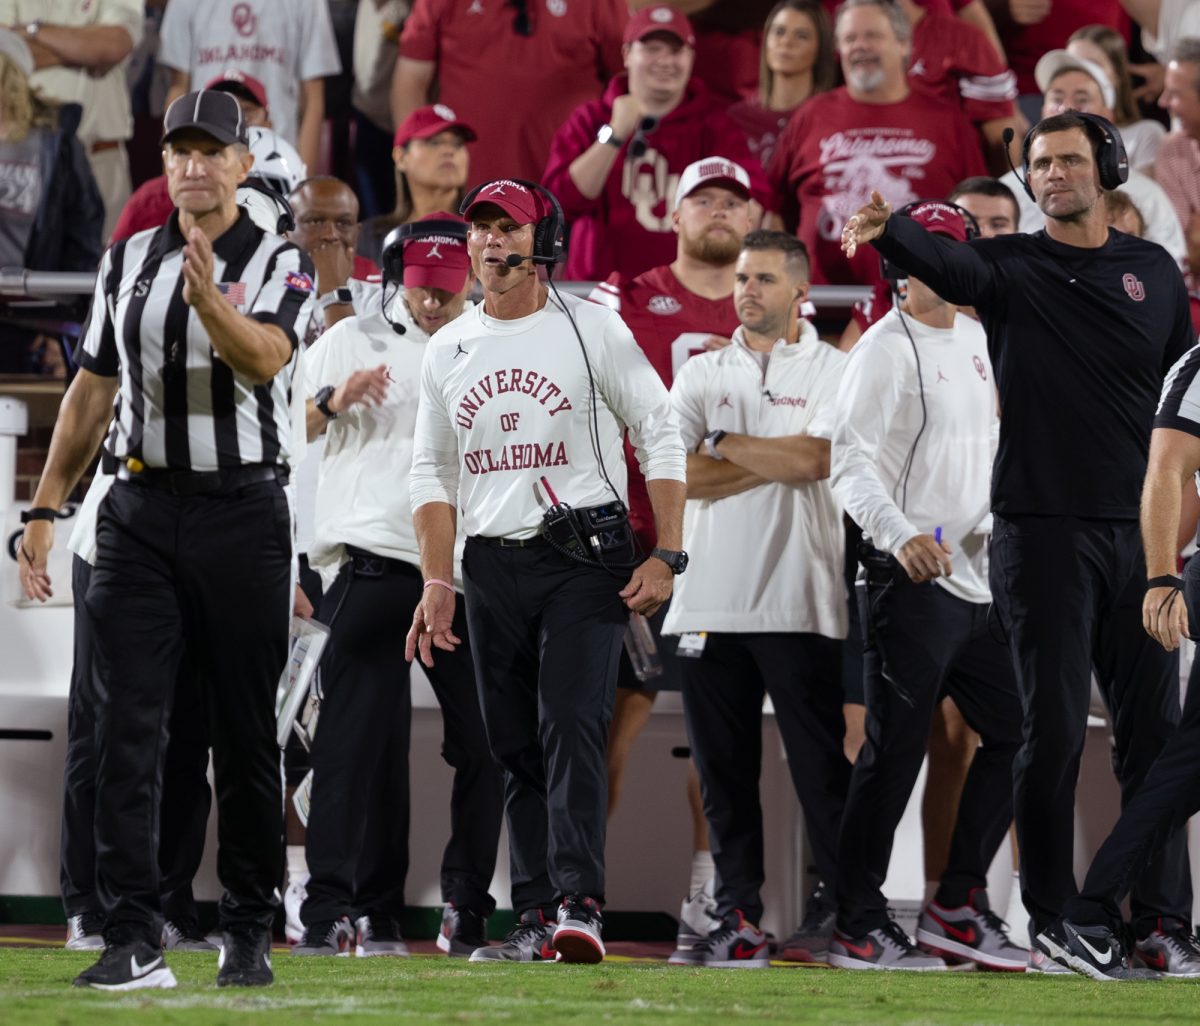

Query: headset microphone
[[505, 252, 557, 267]]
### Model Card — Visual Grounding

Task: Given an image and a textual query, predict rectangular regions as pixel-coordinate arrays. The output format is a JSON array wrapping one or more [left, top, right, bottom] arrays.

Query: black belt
[[116, 463, 284, 496], [344, 545, 420, 577], [467, 534, 551, 548]]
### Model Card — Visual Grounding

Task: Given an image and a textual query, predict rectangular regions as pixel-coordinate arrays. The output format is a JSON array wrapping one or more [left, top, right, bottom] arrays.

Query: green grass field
[[4, 948, 1200, 1026]]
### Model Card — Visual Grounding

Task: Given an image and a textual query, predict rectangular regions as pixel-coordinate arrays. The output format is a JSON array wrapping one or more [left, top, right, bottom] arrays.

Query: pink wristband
[[423, 578, 454, 594]]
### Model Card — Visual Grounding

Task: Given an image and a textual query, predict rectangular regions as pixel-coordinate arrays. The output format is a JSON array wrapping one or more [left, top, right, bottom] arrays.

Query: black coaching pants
[[85, 478, 290, 944], [836, 574, 1023, 937], [680, 632, 848, 926], [302, 553, 502, 925], [462, 538, 627, 914], [61, 556, 212, 926], [990, 515, 1190, 937], [1064, 553, 1200, 934]]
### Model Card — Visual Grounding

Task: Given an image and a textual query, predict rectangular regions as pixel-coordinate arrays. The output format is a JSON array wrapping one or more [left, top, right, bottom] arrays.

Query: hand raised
[[841, 190, 892, 260]]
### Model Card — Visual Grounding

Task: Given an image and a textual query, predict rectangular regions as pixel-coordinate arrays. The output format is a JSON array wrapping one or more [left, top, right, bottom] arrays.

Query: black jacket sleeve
[[871, 214, 998, 308]]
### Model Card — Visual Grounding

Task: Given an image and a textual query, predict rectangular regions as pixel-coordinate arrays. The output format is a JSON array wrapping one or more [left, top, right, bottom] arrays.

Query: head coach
[[404, 178, 686, 964], [19, 90, 315, 989], [840, 111, 1200, 974]]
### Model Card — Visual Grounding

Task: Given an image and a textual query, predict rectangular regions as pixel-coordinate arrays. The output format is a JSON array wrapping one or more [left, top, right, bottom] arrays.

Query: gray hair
[[833, 0, 911, 44], [1170, 38, 1200, 96]]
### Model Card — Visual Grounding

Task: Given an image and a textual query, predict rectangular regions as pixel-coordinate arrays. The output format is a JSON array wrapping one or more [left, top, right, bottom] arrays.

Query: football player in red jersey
[[589, 157, 750, 952]]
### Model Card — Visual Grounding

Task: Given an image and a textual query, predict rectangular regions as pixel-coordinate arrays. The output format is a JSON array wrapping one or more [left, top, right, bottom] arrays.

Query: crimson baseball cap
[[623, 5, 695, 47], [394, 103, 478, 149], [907, 201, 972, 243], [462, 179, 549, 226], [674, 157, 751, 208], [402, 212, 472, 292], [204, 70, 269, 111], [162, 90, 248, 146]]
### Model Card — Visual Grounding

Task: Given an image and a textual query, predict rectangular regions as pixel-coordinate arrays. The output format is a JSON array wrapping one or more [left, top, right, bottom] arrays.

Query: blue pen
[[934, 526, 943, 545]]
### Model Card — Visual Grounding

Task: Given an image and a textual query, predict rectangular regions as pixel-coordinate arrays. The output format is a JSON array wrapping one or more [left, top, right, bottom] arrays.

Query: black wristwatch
[[20, 507, 58, 524], [651, 547, 689, 575], [596, 124, 624, 148], [318, 286, 354, 310], [314, 385, 338, 419], [704, 429, 726, 460]]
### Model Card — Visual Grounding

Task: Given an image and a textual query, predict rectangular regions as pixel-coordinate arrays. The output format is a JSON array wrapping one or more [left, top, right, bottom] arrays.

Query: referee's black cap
[[162, 89, 248, 148]]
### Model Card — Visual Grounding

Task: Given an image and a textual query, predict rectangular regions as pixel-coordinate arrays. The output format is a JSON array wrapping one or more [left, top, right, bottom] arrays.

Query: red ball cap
[[462, 179, 549, 226], [394, 103, 478, 149], [907, 201, 972, 243], [623, 5, 695, 46], [403, 212, 472, 293], [203, 70, 269, 111]]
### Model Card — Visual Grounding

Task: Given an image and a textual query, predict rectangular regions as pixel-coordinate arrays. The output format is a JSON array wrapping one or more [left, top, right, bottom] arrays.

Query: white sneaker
[[677, 879, 721, 950], [66, 912, 106, 951], [284, 876, 308, 945]]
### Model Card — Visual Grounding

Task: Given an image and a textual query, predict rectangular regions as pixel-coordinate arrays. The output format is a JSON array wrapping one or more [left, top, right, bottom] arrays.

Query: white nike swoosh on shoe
[[1076, 935, 1113, 965], [131, 954, 163, 976]]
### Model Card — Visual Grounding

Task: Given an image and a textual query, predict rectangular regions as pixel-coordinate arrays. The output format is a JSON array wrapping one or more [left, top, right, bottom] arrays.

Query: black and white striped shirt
[[1156, 341, 1200, 438], [78, 210, 315, 471]]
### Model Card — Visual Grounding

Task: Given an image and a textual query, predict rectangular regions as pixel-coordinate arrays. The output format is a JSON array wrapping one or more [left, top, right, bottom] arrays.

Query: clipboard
[[275, 615, 330, 749]]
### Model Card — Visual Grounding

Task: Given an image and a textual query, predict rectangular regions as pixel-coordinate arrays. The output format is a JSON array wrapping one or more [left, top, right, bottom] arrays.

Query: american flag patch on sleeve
[[285, 271, 314, 293], [217, 281, 247, 305]]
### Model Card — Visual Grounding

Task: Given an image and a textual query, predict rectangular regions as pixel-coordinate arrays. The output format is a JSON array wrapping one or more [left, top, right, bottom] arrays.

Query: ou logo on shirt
[[232, 2, 258, 37], [622, 148, 680, 233]]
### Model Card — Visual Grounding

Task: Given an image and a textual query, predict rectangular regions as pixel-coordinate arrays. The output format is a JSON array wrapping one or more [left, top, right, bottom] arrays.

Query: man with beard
[[767, 0, 986, 288], [662, 230, 849, 968], [588, 157, 749, 953]]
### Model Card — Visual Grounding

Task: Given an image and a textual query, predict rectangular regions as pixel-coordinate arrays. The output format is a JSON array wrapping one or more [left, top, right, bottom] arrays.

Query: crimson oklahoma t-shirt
[[590, 264, 739, 548], [908, 11, 1016, 123], [767, 87, 986, 286], [400, 0, 626, 188], [998, 0, 1128, 95]]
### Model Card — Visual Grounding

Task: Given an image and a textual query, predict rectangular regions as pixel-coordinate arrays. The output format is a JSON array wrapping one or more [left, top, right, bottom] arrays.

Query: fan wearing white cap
[[997, 49, 1186, 265], [587, 155, 750, 954]]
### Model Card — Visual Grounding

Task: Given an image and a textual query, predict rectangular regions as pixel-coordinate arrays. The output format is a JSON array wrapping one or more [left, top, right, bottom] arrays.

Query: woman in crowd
[[727, 0, 837, 169], [1068, 24, 1166, 174], [356, 103, 474, 265]]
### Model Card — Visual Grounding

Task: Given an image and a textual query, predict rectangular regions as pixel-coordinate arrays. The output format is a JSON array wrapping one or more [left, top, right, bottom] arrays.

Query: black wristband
[[1146, 574, 1185, 592], [19, 507, 58, 524]]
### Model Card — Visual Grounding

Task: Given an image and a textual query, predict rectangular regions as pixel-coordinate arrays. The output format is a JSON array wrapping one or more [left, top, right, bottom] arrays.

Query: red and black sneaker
[[828, 918, 947, 971], [468, 908, 556, 963], [669, 909, 770, 969], [916, 889, 1027, 971], [553, 895, 606, 964]]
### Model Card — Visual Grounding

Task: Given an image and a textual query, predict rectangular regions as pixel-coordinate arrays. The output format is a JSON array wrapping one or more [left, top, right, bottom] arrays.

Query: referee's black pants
[[61, 556, 212, 927], [1063, 555, 1200, 934], [302, 552, 502, 926], [85, 478, 290, 945], [990, 515, 1189, 938], [679, 632, 848, 926], [835, 574, 1022, 937], [462, 538, 626, 915]]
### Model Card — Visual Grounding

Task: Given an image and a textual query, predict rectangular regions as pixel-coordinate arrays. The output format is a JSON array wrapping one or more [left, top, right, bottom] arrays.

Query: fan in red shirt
[[767, 0, 986, 287], [392, 0, 627, 188], [543, 6, 769, 283], [728, 1, 839, 169]]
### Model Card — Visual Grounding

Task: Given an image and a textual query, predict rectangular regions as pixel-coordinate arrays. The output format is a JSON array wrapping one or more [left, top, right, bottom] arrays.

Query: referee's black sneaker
[[1036, 919, 1160, 982], [217, 927, 274, 987], [553, 895, 605, 964], [73, 939, 177, 990]]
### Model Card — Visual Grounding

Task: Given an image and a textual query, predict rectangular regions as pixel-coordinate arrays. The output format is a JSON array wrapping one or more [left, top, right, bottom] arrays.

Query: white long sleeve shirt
[[830, 307, 997, 605], [662, 323, 848, 638], [410, 291, 686, 539], [303, 294, 471, 590]]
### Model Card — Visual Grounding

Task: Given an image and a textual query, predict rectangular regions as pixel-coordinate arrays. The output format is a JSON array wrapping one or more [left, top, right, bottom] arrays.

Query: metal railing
[[0, 268, 872, 309]]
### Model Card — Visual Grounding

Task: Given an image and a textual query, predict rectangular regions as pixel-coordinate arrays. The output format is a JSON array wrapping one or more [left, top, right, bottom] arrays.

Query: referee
[[840, 112, 1198, 971], [19, 89, 315, 990]]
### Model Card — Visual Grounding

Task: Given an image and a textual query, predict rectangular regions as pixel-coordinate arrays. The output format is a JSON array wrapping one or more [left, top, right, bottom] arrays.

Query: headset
[[378, 218, 470, 336], [1004, 112, 1129, 202], [458, 177, 565, 273], [879, 200, 980, 514], [459, 178, 637, 573]]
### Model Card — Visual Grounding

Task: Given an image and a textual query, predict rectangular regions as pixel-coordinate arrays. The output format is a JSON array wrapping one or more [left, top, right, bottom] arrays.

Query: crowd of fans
[[9, 0, 1200, 980]]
